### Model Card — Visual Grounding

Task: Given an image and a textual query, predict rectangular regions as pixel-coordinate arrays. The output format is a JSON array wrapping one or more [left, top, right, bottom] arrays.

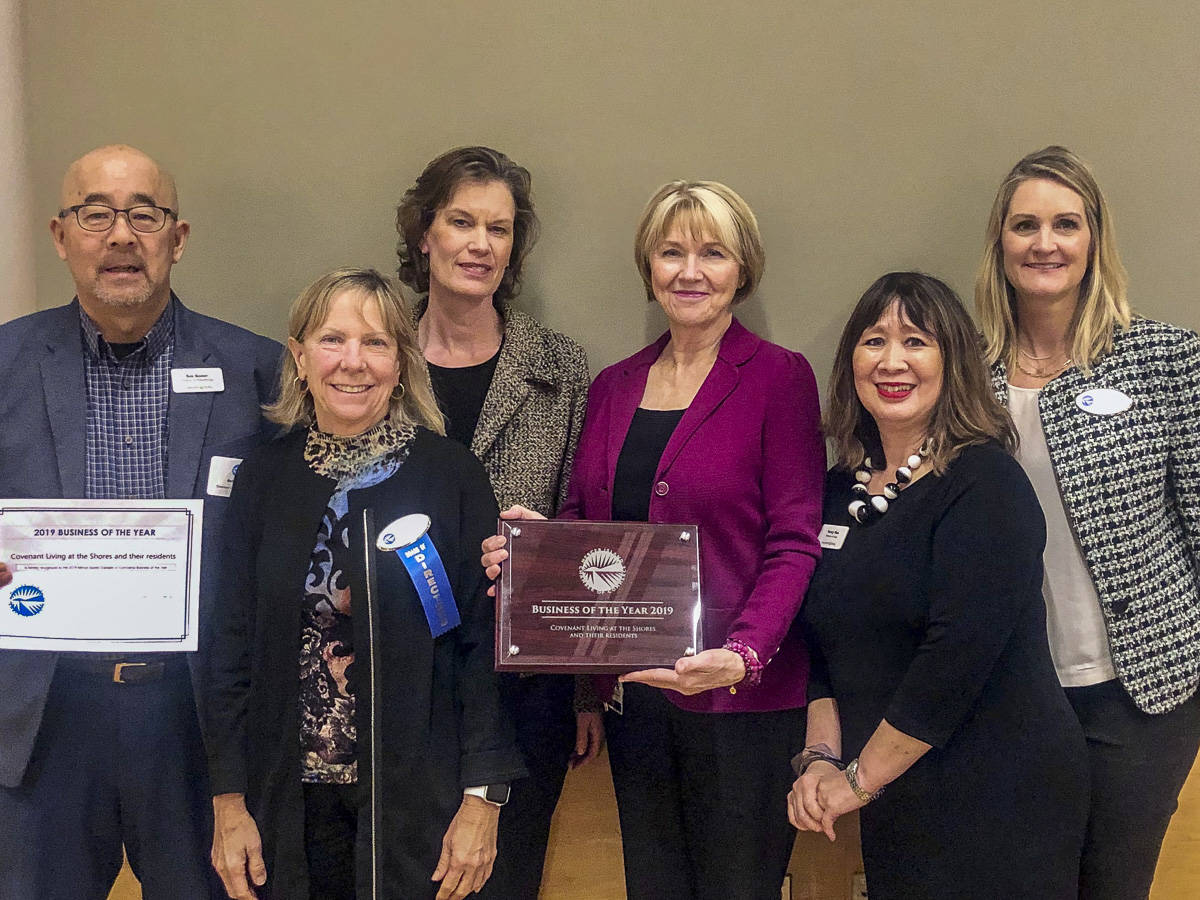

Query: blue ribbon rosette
[[376, 514, 460, 638]]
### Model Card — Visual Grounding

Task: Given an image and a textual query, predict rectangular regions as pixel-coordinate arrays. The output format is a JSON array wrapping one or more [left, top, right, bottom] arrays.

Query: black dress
[[801, 443, 1088, 899]]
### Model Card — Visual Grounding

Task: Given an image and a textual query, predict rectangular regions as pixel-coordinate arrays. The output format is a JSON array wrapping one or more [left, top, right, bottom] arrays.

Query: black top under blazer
[[416, 299, 589, 517], [992, 317, 1200, 714], [203, 427, 526, 899]]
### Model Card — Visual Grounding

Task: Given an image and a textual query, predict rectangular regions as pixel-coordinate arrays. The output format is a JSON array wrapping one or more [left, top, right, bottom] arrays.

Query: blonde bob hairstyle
[[264, 267, 444, 434], [975, 145, 1131, 373], [634, 181, 765, 305], [826, 272, 1015, 475]]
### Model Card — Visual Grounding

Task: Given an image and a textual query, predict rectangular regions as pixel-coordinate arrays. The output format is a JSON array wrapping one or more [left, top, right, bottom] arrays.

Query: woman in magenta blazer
[[485, 181, 824, 900]]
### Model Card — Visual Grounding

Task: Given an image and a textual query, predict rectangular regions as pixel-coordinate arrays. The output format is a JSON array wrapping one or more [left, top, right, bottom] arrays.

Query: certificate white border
[[0, 499, 203, 651]]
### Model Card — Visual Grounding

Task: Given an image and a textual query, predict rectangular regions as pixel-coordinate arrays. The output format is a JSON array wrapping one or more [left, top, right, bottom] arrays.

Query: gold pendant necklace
[[1014, 356, 1073, 379], [1017, 345, 1056, 362]]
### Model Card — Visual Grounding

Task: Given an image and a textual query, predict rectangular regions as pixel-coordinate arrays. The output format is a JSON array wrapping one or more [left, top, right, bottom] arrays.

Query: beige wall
[[20, 1, 1200, 391], [2, 0, 33, 322]]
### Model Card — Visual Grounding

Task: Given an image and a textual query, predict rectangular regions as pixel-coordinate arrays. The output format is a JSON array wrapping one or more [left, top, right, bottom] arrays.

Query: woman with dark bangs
[[788, 272, 1087, 899]]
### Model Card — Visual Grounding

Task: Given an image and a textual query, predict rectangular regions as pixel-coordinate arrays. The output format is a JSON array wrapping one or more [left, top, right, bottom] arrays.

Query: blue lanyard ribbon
[[396, 537, 459, 637]]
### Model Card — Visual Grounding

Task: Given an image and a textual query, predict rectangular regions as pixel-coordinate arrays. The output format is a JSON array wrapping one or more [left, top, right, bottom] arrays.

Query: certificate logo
[[8, 585, 45, 617], [579, 549, 626, 594]]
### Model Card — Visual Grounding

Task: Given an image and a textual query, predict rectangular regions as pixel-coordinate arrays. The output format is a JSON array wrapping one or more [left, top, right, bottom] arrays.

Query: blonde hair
[[826, 272, 1015, 474], [974, 145, 1131, 373], [265, 267, 444, 434], [633, 180, 765, 305]]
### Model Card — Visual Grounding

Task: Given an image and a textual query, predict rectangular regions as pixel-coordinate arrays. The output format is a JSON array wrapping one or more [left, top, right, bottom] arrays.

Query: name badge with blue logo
[[1076, 388, 1132, 416], [376, 514, 460, 637]]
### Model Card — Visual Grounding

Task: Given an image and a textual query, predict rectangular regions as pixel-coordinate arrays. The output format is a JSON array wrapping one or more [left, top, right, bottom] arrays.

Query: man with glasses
[[0, 145, 280, 899]]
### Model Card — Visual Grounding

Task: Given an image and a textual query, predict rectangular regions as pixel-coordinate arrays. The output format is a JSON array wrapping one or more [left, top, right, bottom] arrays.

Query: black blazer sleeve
[[451, 452, 526, 786], [202, 446, 266, 796]]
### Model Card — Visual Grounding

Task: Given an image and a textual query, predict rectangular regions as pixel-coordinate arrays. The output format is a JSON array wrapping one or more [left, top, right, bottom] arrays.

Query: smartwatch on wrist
[[463, 784, 511, 807]]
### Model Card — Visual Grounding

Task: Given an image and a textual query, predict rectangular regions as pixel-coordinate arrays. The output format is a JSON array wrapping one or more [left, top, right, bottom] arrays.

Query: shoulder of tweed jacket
[[992, 316, 1200, 713], [414, 298, 589, 517]]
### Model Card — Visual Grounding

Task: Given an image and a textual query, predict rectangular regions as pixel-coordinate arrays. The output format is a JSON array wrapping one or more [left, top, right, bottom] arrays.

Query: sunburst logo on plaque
[[579, 548, 626, 594]]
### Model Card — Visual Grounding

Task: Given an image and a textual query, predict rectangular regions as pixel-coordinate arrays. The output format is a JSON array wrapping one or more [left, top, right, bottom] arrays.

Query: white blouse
[[1009, 384, 1116, 687]]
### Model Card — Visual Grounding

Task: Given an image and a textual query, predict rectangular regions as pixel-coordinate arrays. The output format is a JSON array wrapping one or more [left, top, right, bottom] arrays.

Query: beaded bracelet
[[722, 639, 763, 693]]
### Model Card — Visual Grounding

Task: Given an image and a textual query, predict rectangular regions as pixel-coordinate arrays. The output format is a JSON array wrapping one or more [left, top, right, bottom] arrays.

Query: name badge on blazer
[[206, 456, 242, 497], [1076, 388, 1132, 416], [819, 524, 848, 550], [171, 367, 225, 393]]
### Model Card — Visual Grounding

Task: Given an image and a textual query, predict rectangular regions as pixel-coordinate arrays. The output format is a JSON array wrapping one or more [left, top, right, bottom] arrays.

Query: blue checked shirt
[[80, 302, 174, 500]]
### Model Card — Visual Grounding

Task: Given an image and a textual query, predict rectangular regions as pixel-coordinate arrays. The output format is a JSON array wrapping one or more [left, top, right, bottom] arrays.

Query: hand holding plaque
[[618, 646, 748, 695], [481, 505, 546, 593], [494, 518, 703, 673]]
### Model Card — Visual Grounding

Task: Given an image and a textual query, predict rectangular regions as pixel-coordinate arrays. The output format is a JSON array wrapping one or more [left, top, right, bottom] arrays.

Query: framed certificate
[[496, 519, 703, 673], [0, 499, 203, 652]]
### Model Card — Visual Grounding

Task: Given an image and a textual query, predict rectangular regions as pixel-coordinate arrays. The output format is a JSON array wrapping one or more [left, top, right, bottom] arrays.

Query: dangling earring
[[293, 374, 308, 391], [391, 382, 406, 400]]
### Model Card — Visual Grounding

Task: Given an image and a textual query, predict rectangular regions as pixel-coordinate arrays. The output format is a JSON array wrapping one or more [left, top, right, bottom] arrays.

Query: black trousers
[[1066, 680, 1200, 900], [604, 683, 803, 900], [477, 673, 576, 900], [0, 662, 222, 900], [303, 781, 360, 900]]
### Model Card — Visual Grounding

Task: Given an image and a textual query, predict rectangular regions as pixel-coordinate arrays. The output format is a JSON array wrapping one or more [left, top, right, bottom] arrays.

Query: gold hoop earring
[[391, 382, 406, 400], [293, 375, 308, 390]]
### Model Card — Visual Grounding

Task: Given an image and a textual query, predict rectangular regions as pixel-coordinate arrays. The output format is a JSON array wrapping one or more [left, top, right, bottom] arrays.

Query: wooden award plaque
[[495, 519, 703, 673]]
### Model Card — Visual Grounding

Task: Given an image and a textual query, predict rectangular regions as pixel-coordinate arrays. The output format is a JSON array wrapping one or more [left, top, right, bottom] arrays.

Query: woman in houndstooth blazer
[[976, 145, 1200, 900]]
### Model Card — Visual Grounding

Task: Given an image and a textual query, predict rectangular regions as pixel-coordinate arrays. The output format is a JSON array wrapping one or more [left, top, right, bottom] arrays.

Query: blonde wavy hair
[[974, 145, 1131, 373], [264, 267, 444, 434]]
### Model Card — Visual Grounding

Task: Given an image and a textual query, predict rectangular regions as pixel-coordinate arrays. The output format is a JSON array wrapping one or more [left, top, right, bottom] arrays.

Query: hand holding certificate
[[0, 499, 203, 652]]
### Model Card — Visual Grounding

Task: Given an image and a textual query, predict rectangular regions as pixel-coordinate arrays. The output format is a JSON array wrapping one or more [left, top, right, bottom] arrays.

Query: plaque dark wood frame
[[495, 519, 703, 673]]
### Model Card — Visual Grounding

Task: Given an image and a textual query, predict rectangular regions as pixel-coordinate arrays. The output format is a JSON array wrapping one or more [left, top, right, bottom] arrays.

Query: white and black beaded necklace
[[848, 444, 928, 525]]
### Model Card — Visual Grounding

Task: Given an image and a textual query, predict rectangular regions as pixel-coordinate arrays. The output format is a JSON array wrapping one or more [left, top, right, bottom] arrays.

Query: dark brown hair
[[826, 271, 1015, 472], [395, 146, 539, 305]]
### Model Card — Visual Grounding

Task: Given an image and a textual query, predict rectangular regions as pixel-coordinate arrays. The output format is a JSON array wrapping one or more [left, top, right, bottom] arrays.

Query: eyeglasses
[[58, 204, 178, 234]]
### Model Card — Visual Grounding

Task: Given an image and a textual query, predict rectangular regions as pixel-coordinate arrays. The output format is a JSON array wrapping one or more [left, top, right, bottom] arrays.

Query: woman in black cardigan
[[204, 268, 524, 900]]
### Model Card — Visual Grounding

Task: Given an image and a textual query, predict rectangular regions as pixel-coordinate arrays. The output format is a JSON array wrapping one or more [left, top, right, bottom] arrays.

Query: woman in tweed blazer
[[976, 145, 1200, 900], [396, 146, 598, 900]]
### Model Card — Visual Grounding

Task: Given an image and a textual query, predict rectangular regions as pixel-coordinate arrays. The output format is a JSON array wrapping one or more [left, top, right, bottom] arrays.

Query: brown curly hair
[[395, 146, 539, 306]]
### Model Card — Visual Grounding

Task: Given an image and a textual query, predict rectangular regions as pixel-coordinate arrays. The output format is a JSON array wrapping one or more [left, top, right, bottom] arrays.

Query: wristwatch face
[[485, 783, 511, 805]]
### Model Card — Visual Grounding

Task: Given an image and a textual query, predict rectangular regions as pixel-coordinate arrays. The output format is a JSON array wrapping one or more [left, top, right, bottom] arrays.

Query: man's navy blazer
[[0, 297, 281, 787]]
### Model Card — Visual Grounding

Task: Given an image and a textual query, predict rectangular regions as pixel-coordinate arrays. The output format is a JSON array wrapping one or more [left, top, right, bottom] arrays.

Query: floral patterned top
[[298, 419, 416, 784]]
